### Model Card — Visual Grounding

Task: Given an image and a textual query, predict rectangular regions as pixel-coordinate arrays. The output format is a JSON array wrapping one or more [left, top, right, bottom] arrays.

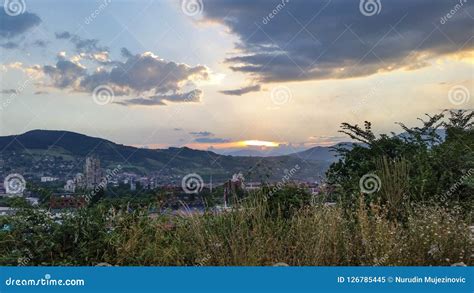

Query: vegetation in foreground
[[0, 194, 472, 266], [0, 110, 472, 266]]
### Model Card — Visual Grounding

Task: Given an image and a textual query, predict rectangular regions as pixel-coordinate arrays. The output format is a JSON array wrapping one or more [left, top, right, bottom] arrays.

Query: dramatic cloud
[[219, 84, 261, 96], [84, 52, 209, 94], [115, 89, 203, 106], [0, 9, 41, 38], [41, 49, 210, 105], [202, 0, 474, 82], [43, 60, 86, 89]]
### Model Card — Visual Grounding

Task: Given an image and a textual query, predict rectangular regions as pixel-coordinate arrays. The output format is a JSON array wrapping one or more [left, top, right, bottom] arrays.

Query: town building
[[64, 179, 76, 192], [84, 156, 103, 190], [50, 194, 87, 209], [41, 176, 59, 182]]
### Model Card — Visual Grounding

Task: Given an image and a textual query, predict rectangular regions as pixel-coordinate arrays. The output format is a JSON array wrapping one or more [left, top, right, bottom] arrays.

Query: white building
[[41, 176, 58, 182], [244, 182, 261, 191], [64, 180, 76, 192], [0, 207, 16, 216]]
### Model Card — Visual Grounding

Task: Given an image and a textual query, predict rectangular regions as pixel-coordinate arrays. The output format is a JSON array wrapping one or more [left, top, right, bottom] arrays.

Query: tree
[[327, 110, 473, 204]]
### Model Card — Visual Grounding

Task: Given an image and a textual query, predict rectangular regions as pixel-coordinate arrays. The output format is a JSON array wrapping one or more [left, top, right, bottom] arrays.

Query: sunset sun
[[240, 140, 280, 148]]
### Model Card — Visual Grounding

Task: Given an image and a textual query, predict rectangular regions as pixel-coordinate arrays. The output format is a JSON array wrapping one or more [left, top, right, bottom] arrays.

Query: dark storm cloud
[[202, 0, 474, 82], [219, 84, 261, 96], [0, 9, 41, 38]]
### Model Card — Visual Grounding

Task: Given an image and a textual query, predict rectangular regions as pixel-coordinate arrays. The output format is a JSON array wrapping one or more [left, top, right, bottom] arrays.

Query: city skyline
[[0, 0, 473, 154]]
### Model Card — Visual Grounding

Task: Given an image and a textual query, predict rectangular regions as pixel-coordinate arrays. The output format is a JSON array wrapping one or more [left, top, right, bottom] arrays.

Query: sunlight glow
[[240, 140, 279, 147]]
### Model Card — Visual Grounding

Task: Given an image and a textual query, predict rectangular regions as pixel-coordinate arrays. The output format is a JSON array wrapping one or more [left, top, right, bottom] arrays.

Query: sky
[[0, 0, 473, 155]]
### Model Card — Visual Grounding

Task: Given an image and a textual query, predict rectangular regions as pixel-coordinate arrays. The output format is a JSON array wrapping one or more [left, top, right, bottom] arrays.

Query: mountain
[[289, 143, 354, 163], [0, 130, 331, 182], [216, 146, 307, 157], [289, 129, 448, 162]]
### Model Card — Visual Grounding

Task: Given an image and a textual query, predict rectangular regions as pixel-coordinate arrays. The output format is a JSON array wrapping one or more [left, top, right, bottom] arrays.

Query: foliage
[[261, 184, 312, 219], [327, 110, 474, 205], [0, 194, 471, 266]]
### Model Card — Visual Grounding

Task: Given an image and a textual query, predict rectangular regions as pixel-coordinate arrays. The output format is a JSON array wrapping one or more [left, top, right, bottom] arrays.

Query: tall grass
[[2, 193, 470, 266]]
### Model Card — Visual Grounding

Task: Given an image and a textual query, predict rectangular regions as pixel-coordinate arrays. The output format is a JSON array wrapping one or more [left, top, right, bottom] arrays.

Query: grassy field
[[1, 194, 472, 266]]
